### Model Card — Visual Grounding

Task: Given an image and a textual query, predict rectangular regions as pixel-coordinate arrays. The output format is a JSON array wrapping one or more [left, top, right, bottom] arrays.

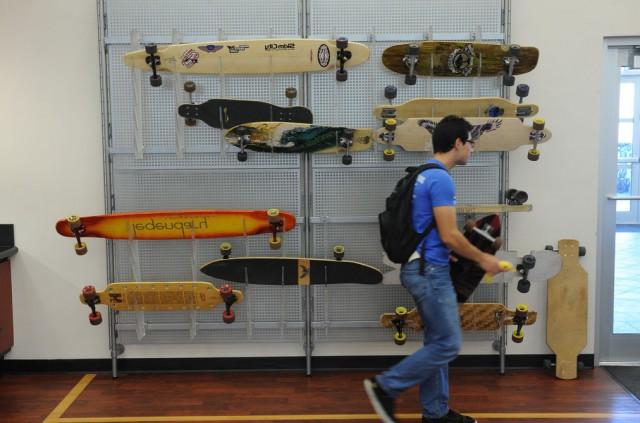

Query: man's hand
[[477, 253, 508, 275]]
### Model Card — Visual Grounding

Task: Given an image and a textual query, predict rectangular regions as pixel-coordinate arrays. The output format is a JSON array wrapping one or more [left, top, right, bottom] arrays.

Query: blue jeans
[[377, 259, 462, 418]]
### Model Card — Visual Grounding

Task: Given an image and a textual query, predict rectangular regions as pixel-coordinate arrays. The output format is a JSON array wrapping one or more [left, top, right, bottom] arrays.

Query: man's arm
[[433, 205, 505, 274]]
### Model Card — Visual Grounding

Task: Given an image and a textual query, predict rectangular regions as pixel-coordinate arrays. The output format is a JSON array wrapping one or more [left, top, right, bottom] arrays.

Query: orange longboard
[[55, 209, 296, 255]]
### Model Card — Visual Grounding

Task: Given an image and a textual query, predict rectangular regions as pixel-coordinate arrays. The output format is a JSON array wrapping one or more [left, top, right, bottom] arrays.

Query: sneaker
[[422, 409, 477, 423], [363, 377, 396, 423]]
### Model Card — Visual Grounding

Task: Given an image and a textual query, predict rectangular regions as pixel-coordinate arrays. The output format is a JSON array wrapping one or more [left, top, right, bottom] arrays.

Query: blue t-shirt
[[412, 159, 456, 265]]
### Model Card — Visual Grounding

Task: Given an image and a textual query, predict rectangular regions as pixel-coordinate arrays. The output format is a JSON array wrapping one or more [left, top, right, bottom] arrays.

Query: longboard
[[79, 281, 243, 325], [373, 97, 539, 120], [55, 209, 296, 255], [380, 303, 537, 345], [178, 99, 313, 129], [225, 122, 373, 164], [382, 41, 538, 85], [546, 240, 588, 379], [200, 257, 382, 285], [377, 116, 551, 161], [124, 38, 370, 86]]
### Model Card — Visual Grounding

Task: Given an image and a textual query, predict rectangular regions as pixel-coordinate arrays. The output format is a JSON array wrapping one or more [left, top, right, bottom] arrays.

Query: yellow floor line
[[47, 411, 640, 422], [43, 374, 96, 423]]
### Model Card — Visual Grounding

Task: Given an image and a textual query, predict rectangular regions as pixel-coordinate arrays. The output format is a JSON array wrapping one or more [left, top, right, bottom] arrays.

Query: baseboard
[[1, 354, 594, 373]]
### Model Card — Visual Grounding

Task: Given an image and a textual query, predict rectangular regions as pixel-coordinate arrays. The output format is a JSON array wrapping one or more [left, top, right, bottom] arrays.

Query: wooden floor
[[1, 368, 639, 422]]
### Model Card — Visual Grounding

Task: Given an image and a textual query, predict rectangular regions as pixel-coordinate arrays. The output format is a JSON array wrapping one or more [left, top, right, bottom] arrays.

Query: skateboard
[[373, 97, 538, 120], [55, 209, 296, 255], [381, 41, 538, 86], [225, 122, 373, 165], [200, 245, 382, 285], [124, 38, 370, 86], [380, 303, 537, 345], [79, 281, 243, 325], [546, 240, 588, 379], [178, 99, 313, 129], [451, 214, 503, 303], [377, 116, 551, 161]]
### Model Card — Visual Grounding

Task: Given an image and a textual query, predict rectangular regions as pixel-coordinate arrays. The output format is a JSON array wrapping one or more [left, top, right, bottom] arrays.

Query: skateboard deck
[[451, 214, 502, 303], [124, 38, 369, 83], [79, 282, 243, 325], [455, 203, 531, 214], [377, 117, 551, 160], [200, 257, 383, 285], [373, 97, 539, 120], [546, 240, 588, 379], [56, 209, 296, 255], [382, 41, 538, 81], [178, 99, 313, 129], [225, 122, 373, 164]]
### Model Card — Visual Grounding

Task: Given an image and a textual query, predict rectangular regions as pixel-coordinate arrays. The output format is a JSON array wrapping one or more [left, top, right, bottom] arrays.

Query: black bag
[[378, 163, 440, 264]]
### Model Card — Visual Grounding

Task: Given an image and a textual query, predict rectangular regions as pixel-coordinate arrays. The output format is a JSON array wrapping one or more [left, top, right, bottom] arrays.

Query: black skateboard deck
[[200, 257, 382, 285], [451, 214, 502, 302], [178, 99, 313, 129]]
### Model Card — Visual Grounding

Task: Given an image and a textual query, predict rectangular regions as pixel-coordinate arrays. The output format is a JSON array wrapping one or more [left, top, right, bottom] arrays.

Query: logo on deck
[[181, 49, 199, 68], [317, 44, 330, 67]]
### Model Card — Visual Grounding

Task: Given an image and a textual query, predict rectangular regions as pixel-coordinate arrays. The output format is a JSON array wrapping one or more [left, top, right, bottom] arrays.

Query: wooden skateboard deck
[[382, 41, 538, 78], [124, 38, 369, 76], [380, 303, 538, 332], [225, 122, 373, 162], [455, 204, 531, 214], [79, 282, 243, 311], [377, 117, 551, 156], [373, 97, 539, 120], [546, 240, 588, 379], [56, 209, 296, 255], [178, 99, 313, 129], [200, 257, 382, 285]]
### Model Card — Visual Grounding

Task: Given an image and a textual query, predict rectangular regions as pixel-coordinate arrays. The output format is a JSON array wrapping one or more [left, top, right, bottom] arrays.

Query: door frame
[[597, 36, 640, 365]]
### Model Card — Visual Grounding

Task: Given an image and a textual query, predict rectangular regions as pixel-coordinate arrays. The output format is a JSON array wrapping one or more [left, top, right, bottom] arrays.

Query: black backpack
[[379, 163, 440, 264]]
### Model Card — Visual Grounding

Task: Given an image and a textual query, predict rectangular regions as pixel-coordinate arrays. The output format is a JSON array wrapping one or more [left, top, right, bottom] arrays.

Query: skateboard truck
[[267, 208, 283, 249], [515, 84, 532, 119], [338, 129, 354, 165], [66, 215, 88, 255], [515, 254, 536, 293], [402, 44, 420, 85], [81, 285, 103, 325], [335, 37, 352, 81], [235, 126, 251, 162], [219, 283, 239, 323], [527, 118, 545, 161], [510, 304, 529, 343], [220, 242, 232, 259], [380, 118, 397, 161], [380, 85, 398, 119], [390, 306, 409, 345], [144, 44, 162, 87], [183, 81, 197, 126], [502, 44, 521, 86], [505, 188, 528, 205], [285, 87, 297, 107]]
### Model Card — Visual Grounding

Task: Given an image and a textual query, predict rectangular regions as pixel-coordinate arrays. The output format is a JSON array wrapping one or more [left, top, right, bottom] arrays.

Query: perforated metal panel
[[101, 0, 507, 350]]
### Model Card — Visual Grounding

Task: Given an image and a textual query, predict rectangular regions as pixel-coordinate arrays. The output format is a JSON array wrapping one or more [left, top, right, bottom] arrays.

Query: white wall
[[1, 0, 638, 360]]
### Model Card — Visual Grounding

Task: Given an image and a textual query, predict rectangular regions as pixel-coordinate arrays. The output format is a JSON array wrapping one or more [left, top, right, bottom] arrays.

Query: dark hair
[[432, 115, 472, 153]]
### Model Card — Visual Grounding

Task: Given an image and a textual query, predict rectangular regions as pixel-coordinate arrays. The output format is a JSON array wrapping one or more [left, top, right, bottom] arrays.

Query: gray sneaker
[[363, 377, 396, 423]]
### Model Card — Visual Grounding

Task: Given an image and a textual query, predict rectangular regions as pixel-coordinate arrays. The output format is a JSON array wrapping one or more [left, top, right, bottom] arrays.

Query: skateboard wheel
[[384, 118, 397, 131], [75, 242, 88, 256], [89, 311, 103, 326], [269, 236, 282, 250], [508, 44, 521, 57], [516, 84, 530, 98], [342, 154, 352, 165], [336, 68, 348, 82], [67, 215, 82, 230], [285, 87, 297, 99], [219, 283, 233, 298], [532, 118, 545, 130], [222, 309, 235, 324], [185, 118, 197, 127], [336, 37, 348, 49], [267, 208, 281, 223], [183, 81, 196, 92], [515, 303, 529, 314], [527, 148, 540, 161], [545, 245, 554, 251], [579, 246, 587, 257], [150, 74, 162, 87], [237, 151, 248, 162], [384, 85, 397, 100], [487, 106, 504, 117], [517, 278, 531, 294], [503, 75, 515, 87], [511, 329, 524, 343], [144, 44, 158, 54], [82, 285, 97, 301], [492, 236, 504, 251], [408, 44, 419, 55], [393, 332, 407, 346], [383, 149, 395, 161], [522, 254, 536, 269], [405, 74, 417, 86], [220, 242, 232, 258], [394, 306, 408, 316], [333, 245, 345, 260]]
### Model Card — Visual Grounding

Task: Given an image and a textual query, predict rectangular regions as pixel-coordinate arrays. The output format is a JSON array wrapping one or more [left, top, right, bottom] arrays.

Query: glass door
[[616, 71, 640, 223]]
